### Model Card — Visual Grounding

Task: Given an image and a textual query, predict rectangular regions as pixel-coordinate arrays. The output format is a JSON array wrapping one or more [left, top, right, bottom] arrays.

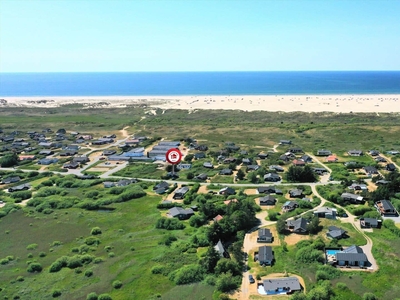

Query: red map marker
[[166, 148, 182, 165]]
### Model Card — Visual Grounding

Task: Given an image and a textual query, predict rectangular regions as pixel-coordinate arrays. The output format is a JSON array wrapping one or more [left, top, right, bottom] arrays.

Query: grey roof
[[168, 207, 194, 217], [258, 228, 272, 238], [361, 218, 379, 226], [286, 217, 308, 232], [378, 200, 396, 211], [342, 245, 363, 253], [214, 240, 226, 257], [259, 195, 277, 204], [174, 186, 189, 194], [336, 252, 367, 262], [263, 277, 301, 292], [154, 181, 169, 190], [341, 193, 364, 201], [258, 246, 274, 262], [314, 207, 337, 214], [327, 226, 346, 239]]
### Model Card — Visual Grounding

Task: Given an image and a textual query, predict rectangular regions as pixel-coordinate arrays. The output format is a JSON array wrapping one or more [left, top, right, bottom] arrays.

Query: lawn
[[113, 162, 165, 179]]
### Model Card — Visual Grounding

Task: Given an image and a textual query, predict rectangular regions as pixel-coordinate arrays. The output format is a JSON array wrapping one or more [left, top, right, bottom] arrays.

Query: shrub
[[155, 217, 185, 230], [108, 252, 115, 258], [39, 252, 46, 257], [90, 227, 102, 235], [85, 269, 93, 277], [16, 276, 24, 282], [85, 237, 101, 246], [51, 241, 62, 246], [112, 280, 123, 289], [86, 292, 98, 300], [49, 257, 68, 272], [27, 262, 42, 273], [26, 243, 38, 250], [94, 257, 103, 264], [71, 247, 79, 253], [27, 253, 33, 258], [52, 289, 62, 298], [0, 259, 9, 265], [151, 265, 165, 274], [98, 294, 112, 300]]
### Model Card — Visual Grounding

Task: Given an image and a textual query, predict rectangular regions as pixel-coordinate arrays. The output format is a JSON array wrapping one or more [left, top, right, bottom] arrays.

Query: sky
[[0, 0, 399, 72]]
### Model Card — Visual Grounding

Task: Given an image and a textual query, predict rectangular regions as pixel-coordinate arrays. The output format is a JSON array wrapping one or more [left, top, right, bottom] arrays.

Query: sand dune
[[1, 94, 399, 113]]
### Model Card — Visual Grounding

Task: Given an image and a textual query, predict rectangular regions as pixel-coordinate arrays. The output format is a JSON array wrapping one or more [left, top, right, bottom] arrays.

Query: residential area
[[1, 127, 400, 300]]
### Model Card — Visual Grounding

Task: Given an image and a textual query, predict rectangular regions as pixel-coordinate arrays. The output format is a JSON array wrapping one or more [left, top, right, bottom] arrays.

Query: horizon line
[[1, 70, 400, 74]]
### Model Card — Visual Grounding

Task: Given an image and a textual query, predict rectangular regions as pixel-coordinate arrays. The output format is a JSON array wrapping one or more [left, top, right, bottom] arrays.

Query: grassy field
[[0, 194, 215, 300]]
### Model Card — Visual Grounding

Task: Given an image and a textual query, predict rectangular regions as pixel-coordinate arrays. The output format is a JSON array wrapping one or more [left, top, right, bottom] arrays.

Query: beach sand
[[1, 94, 399, 113]]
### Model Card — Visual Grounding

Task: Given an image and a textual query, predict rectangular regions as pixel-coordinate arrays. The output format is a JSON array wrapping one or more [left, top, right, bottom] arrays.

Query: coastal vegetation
[[1, 106, 400, 299]]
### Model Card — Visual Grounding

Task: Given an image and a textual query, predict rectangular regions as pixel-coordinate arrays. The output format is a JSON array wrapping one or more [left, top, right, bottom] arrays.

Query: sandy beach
[[1, 94, 399, 113]]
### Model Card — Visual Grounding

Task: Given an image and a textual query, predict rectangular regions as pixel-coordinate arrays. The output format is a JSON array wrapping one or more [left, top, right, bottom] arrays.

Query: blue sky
[[0, 0, 399, 72]]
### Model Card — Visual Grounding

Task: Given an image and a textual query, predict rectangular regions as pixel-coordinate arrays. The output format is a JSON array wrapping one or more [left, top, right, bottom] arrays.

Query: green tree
[[236, 169, 245, 180], [0, 153, 19, 167], [201, 246, 221, 273], [248, 171, 258, 183], [276, 218, 287, 234], [307, 216, 321, 234], [184, 154, 194, 162], [286, 165, 316, 182], [214, 259, 241, 276], [27, 262, 42, 273]]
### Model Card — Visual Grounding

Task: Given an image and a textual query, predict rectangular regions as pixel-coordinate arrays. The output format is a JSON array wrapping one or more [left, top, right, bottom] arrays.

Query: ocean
[[0, 71, 399, 97]]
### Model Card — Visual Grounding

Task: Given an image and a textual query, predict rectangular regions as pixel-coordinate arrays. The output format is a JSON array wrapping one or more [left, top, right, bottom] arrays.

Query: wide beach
[[1, 94, 399, 113]]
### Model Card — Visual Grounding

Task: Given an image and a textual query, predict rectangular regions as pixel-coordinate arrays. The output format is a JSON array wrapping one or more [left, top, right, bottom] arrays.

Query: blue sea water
[[0, 71, 399, 97]]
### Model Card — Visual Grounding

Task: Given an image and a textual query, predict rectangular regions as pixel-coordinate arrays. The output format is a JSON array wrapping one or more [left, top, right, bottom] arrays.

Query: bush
[[155, 217, 185, 230], [26, 243, 38, 250], [90, 227, 102, 235], [39, 252, 46, 257], [49, 256, 68, 273], [85, 237, 101, 246], [112, 280, 123, 289], [86, 292, 98, 300], [151, 265, 165, 274], [27, 262, 42, 273], [16, 276, 24, 282], [52, 289, 62, 298], [85, 269, 93, 277], [169, 264, 204, 285], [108, 252, 115, 258], [98, 294, 112, 300]]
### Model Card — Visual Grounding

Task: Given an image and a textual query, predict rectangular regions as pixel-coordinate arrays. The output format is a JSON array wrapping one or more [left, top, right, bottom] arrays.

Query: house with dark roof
[[173, 186, 190, 199], [168, 207, 194, 220], [375, 200, 397, 215], [288, 147, 303, 154], [258, 153, 268, 159], [219, 187, 235, 195], [317, 149, 332, 156], [219, 169, 233, 175], [257, 228, 273, 243], [194, 173, 208, 181], [375, 156, 387, 163], [39, 149, 53, 156], [223, 157, 236, 164], [289, 189, 303, 198], [242, 158, 252, 165], [257, 246, 274, 265], [301, 155, 313, 163], [1, 176, 21, 184], [203, 162, 213, 169], [335, 245, 368, 267], [263, 277, 301, 295], [259, 195, 277, 206], [63, 161, 79, 169], [279, 154, 291, 162], [257, 186, 277, 194], [60, 150, 78, 156], [37, 158, 59, 165], [360, 217, 382, 228], [326, 226, 346, 239], [348, 150, 363, 156], [364, 166, 378, 175], [73, 156, 90, 164], [8, 184, 30, 192], [282, 201, 299, 212], [246, 165, 260, 171], [264, 173, 281, 182], [269, 165, 284, 172], [314, 207, 337, 219], [386, 163, 396, 171], [313, 167, 327, 175], [286, 218, 308, 233], [341, 193, 364, 204], [279, 140, 292, 145], [154, 181, 169, 190]]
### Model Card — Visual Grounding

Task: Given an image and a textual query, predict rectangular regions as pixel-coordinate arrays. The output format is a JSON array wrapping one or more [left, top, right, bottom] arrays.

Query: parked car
[[249, 274, 255, 284]]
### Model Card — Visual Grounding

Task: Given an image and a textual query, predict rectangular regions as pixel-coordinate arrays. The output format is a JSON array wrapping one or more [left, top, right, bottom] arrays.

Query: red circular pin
[[166, 148, 182, 164]]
